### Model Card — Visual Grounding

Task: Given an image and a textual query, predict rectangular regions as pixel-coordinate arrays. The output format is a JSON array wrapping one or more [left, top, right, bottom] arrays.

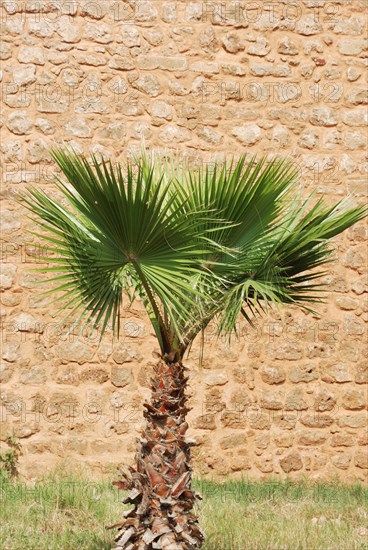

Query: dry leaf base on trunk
[[111, 360, 204, 550]]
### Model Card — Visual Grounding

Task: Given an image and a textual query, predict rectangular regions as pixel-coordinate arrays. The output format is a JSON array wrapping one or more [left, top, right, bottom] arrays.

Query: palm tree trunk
[[111, 359, 204, 550]]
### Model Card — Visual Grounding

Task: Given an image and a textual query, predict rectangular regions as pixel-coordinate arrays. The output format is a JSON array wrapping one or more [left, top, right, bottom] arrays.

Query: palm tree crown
[[23, 150, 367, 360]]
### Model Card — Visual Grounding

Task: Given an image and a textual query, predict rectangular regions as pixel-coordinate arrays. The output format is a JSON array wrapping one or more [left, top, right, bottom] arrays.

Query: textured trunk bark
[[111, 359, 204, 550]]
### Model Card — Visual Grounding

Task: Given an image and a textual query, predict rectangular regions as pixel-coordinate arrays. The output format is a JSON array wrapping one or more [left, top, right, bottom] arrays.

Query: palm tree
[[23, 150, 366, 549]]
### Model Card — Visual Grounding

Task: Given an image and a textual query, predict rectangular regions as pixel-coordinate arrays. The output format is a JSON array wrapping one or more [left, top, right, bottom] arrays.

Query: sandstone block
[[232, 124, 262, 146], [355, 450, 368, 469], [7, 110, 33, 135], [355, 364, 368, 384], [56, 366, 80, 385], [295, 16, 321, 36], [133, 74, 161, 97], [338, 39, 366, 56], [222, 32, 244, 53], [338, 414, 367, 429], [301, 414, 334, 428], [310, 107, 338, 126], [55, 341, 95, 364], [298, 431, 327, 445], [193, 414, 216, 430], [161, 2, 177, 23], [220, 433, 245, 449], [20, 366, 47, 385], [280, 451, 303, 473], [331, 433, 354, 447], [111, 366, 133, 388], [0, 264, 17, 290], [278, 37, 299, 55], [18, 46, 45, 65], [288, 364, 318, 383], [342, 390, 366, 410], [64, 118, 92, 138], [331, 455, 350, 470], [314, 387, 336, 412], [197, 126, 223, 145], [160, 124, 191, 143], [2, 342, 20, 362], [260, 364, 286, 385], [321, 364, 352, 383], [0, 363, 14, 383], [204, 371, 228, 386], [80, 367, 109, 384], [13, 313, 44, 333], [83, 22, 111, 43], [247, 37, 270, 57], [343, 109, 368, 127]]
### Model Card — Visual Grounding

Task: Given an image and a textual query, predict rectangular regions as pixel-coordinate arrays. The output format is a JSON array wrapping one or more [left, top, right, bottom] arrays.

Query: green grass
[[0, 471, 367, 549]]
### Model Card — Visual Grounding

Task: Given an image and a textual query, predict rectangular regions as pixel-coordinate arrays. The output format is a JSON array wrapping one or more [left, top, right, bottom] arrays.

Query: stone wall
[[0, 0, 367, 481]]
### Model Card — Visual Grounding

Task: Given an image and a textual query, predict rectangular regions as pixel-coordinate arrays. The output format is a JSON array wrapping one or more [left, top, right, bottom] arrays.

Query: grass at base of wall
[[0, 471, 367, 550]]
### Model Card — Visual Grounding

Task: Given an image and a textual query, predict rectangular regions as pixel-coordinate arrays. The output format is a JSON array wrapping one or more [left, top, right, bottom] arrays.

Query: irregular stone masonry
[[0, 0, 367, 481]]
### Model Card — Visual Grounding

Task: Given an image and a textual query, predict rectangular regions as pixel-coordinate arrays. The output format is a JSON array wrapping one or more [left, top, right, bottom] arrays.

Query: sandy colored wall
[[0, 0, 367, 481]]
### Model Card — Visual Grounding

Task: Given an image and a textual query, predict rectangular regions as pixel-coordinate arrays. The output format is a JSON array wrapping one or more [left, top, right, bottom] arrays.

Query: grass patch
[[0, 472, 367, 549]]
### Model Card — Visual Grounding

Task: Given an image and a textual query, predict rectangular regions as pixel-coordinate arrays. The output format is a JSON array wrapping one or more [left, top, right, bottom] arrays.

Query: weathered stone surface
[[295, 16, 321, 36], [301, 414, 334, 428], [280, 451, 303, 473], [7, 111, 33, 135], [331, 433, 354, 447], [57, 16, 81, 42], [0, 363, 14, 383], [193, 414, 216, 430], [310, 108, 338, 127], [332, 455, 351, 470], [342, 390, 366, 410], [18, 46, 45, 65], [150, 100, 172, 120], [20, 366, 47, 385], [0, 264, 17, 290], [112, 345, 139, 364], [298, 431, 327, 446], [83, 22, 111, 43], [219, 433, 245, 450], [314, 388, 336, 412], [278, 37, 299, 55], [338, 414, 367, 429], [159, 124, 191, 143], [288, 364, 319, 383], [133, 74, 161, 97], [270, 342, 303, 361], [80, 367, 109, 384], [111, 366, 133, 388], [13, 313, 44, 333], [260, 365, 286, 385], [55, 341, 95, 364], [321, 364, 353, 383], [99, 122, 126, 140], [64, 118, 92, 138], [56, 366, 79, 385], [120, 26, 141, 47], [2, 342, 20, 363], [355, 364, 368, 385], [190, 61, 219, 74], [355, 450, 368, 469], [247, 37, 270, 57], [285, 388, 308, 411], [232, 125, 262, 145], [197, 126, 223, 145], [222, 32, 244, 53], [338, 39, 366, 56], [204, 371, 228, 386]]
